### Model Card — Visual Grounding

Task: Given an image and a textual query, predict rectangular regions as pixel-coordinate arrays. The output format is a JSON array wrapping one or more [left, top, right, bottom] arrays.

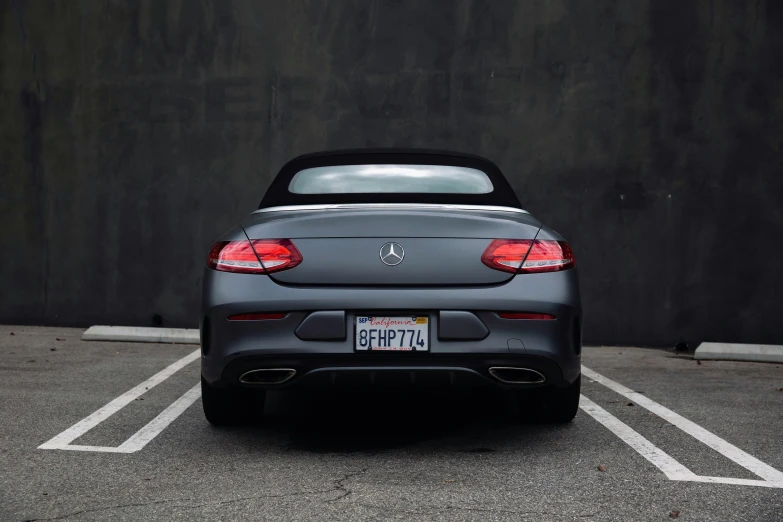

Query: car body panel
[[241, 207, 542, 238], [239, 207, 542, 286]]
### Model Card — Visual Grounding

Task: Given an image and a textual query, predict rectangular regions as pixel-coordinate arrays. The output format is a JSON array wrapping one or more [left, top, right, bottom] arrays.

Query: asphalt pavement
[[1, 325, 781, 521]]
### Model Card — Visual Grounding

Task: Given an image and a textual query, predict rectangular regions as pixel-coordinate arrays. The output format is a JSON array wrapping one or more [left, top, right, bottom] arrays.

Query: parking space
[[1, 325, 782, 521]]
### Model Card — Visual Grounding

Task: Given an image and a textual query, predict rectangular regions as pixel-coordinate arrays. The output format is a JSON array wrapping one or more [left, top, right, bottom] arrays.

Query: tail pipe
[[488, 367, 546, 384], [239, 368, 296, 385]]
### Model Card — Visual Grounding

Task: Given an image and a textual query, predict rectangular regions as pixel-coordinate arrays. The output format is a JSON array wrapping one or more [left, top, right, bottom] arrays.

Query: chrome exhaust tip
[[488, 367, 546, 384], [239, 368, 296, 385]]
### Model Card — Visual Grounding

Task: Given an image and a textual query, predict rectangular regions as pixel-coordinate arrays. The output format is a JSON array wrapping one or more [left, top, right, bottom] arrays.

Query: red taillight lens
[[481, 239, 575, 274], [228, 313, 287, 321], [208, 241, 265, 273], [497, 312, 557, 320], [480, 239, 533, 273], [248, 239, 303, 273], [207, 239, 302, 274], [519, 240, 575, 273]]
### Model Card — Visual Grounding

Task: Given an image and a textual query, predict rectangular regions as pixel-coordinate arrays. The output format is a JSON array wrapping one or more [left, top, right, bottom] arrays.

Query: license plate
[[355, 316, 429, 352]]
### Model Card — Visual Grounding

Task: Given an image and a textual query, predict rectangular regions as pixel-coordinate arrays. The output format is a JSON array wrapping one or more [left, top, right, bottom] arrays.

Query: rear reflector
[[481, 239, 575, 274], [228, 313, 287, 321], [207, 239, 303, 274], [497, 312, 556, 320]]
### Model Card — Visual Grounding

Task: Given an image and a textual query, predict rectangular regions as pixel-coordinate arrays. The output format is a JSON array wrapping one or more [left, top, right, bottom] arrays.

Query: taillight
[[207, 239, 302, 274], [497, 312, 556, 320], [248, 239, 303, 273], [208, 241, 264, 273], [519, 240, 575, 273], [480, 239, 533, 273], [481, 239, 575, 274]]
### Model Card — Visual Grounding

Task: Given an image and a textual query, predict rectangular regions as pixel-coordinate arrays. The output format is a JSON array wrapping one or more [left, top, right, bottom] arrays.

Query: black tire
[[201, 377, 266, 426], [517, 375, 581, 423]]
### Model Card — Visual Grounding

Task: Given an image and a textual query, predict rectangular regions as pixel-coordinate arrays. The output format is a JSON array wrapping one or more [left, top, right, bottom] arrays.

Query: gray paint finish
[[267, 237, 514, 286], [200, 253, 582, 386], [241, 207, 542, 238], [438, 311, 489, 341], [1, 1, 782, 345], [295, 311, 346, 341]]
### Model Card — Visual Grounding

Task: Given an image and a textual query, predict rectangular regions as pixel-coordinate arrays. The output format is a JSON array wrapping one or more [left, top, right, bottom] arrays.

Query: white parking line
[[36, 350, 783, 484], [581, 365, 783, 488], [579, 395, 697, 480], [117, 383, 201, 452], [39, 350, 200, 452]]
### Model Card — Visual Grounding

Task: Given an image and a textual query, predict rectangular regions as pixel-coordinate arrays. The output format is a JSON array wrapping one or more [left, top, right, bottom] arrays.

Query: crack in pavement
[[22, 487, 338, 521], [444, 505, 598, 518], [179, 487, 342, 510], [353, 502, 598, 518], [22, 471, 371, 520], [22, 498, 190, 522], [325, 468, 369, 503]]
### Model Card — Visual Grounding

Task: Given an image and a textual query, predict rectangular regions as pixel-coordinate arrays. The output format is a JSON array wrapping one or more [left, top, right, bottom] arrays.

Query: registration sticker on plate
[[355, 316, 429, 352]]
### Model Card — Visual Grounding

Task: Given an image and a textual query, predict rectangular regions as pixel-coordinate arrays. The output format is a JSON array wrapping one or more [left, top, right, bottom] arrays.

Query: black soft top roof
[[258, 148, 521, 209]]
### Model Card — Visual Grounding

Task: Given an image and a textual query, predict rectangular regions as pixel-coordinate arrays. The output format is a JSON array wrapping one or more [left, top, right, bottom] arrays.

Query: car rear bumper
[[216, 353, 571, 390], [201, 269, 582, 388]]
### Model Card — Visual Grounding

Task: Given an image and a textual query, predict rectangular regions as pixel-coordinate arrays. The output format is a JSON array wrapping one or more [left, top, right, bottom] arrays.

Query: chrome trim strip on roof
[[253, 203, 529, 214]]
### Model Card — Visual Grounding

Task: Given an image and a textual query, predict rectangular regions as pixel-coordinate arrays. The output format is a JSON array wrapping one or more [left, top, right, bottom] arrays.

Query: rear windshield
[[288, 164, 494, 194], [259, 151, 522, 209]]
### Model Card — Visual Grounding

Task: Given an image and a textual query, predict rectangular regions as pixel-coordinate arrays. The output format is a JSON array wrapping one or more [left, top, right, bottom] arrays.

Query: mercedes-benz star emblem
[[379, 242, 405, 266]]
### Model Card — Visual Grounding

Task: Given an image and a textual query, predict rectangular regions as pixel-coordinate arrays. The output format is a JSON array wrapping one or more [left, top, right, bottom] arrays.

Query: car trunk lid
[[240, 206, 541, 286]]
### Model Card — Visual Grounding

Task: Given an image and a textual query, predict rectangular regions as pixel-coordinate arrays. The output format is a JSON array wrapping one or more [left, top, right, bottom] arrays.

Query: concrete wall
[[1, 0, 782, 345]]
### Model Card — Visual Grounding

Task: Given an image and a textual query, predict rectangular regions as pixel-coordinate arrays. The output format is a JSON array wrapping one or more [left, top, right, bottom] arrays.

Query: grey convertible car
[[201, 149, 581, 425]]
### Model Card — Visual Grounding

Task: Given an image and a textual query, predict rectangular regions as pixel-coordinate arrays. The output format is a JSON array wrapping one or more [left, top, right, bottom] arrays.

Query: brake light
[[498, 312, 556, 320], [480, 239, 533, 273], [519, 240, 575, 273], [207, 239, 302, 274], [228, 313, 287, 321], [208, 241, 264, 273], [249, 239, 303, 272], [482, 239, 575, 274]]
